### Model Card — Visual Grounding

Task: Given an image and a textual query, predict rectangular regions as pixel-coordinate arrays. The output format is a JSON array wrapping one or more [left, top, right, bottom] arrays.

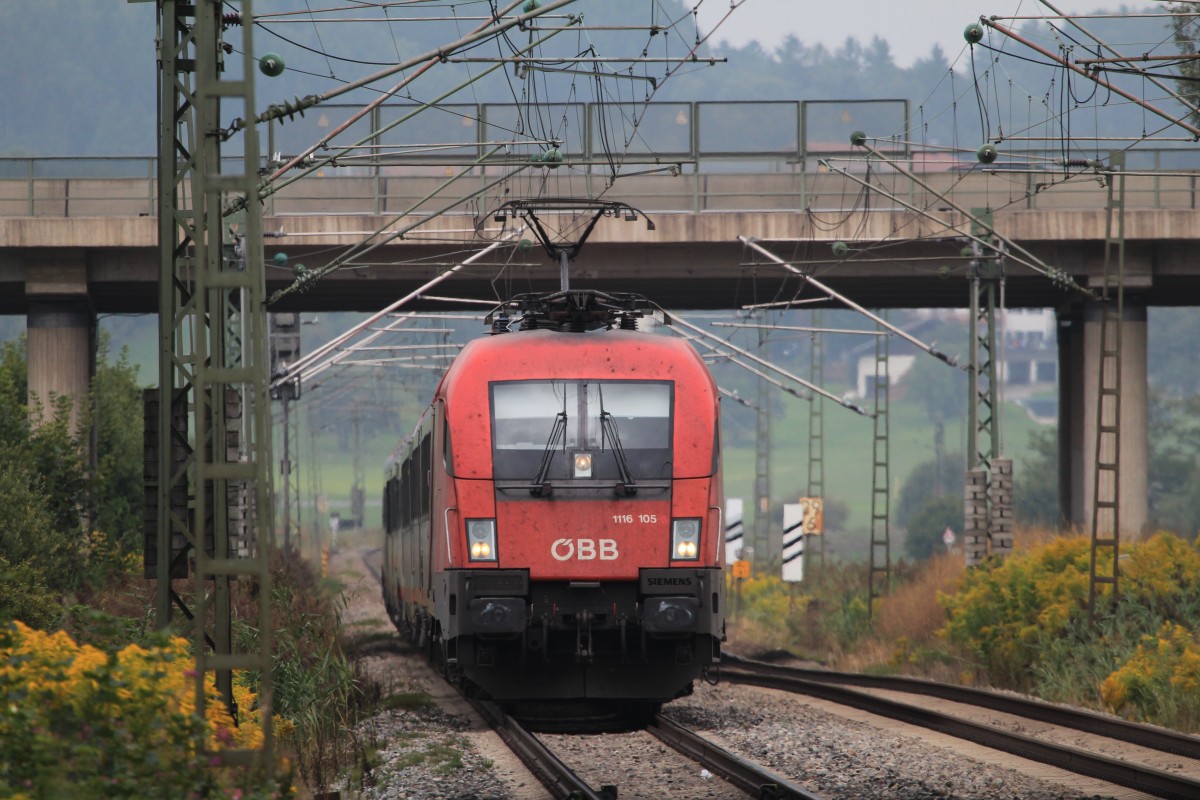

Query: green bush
[[939, 536, 1096, 687], [0, 556, 59, 630], [0, 453, 84, 597], [1121, 532, 1200, 619], [939, 531, 1200, 726], [727, 561, 875, 657], [232, 550, 378, 793], [0, 336, 145, 621], [85, 342, 145, 559], [903, 494, 962, 561], [1031, 603, 1157, 707], [1014, 428, 1060, 526]]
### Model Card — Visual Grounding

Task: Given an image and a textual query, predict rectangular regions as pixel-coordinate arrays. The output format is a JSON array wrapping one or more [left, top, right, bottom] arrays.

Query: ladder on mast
[[1089, 154, 1126, 617]]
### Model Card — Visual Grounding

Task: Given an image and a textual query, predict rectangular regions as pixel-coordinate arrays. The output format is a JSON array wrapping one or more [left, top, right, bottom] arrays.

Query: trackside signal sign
[[782, 503, 805, 583], [799, 497, 823, 535], [724, 497, 744, 564]]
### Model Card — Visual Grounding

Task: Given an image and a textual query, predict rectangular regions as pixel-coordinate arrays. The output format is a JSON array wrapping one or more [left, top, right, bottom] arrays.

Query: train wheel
[[414, 613, 429, 649], [427, 622, 444, 674], [400, 607, 414, 645]]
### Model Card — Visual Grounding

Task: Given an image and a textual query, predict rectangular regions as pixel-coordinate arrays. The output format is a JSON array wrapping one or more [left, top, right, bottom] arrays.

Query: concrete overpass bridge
[[4, 161, 1200, 313], [4, 100, 1199, 535]]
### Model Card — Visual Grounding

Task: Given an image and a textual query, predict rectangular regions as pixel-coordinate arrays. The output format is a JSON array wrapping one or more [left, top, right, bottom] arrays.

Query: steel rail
[[723, 656, 1200, 759], [721, 665, 1200, 800], [648, 714, 826, 800], [363, 552, 605, 798], [469, 699, 612, 800]]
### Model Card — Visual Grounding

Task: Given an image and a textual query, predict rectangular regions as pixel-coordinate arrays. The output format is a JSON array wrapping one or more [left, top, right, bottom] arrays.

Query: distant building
[[853, 354, 915, 398], [847, 309, 1057, 422], [998, 308, 1057, 387]]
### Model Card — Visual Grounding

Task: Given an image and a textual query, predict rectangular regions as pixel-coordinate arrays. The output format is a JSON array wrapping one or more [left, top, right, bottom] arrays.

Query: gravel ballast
[[334, 548, 1130, 799]]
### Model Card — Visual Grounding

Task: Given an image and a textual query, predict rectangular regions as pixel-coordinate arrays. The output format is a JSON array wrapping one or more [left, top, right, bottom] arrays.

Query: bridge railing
[[2, 100, 1198, 217]]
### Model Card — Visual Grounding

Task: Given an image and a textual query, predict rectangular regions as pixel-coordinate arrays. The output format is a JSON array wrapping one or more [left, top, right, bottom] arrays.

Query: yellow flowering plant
[[938, 536, 1098, 687], [0, 620, 293, 798], [1120, 533, 1200, 617], [937, 531, 1200, 724], [1100, 622, 1200, 730]]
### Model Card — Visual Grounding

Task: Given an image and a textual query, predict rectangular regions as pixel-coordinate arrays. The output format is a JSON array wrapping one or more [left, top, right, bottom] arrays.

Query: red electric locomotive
[[381, 291, 725, 723]]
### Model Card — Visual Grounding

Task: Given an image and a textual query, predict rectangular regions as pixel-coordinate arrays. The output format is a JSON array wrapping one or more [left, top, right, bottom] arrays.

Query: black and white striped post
[[724, 497, 745, 565], [782, 503, 805, 583]]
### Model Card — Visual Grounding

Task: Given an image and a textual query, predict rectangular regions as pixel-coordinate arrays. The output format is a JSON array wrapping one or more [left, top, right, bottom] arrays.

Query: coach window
[[419, 432, 432, 517], [383, 479, 394, 530], [442, 421, 452, 472], [400, 458, 412, 527]]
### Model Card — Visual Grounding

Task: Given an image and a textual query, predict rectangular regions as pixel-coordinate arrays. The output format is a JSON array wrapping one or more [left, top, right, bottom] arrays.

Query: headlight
[[573, 452, 593, 478], [466, 518, 497, 562], [671, 518, 701, 560]]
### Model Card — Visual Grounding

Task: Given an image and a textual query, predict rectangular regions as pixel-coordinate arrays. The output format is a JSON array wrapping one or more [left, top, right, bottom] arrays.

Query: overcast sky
[[696, 0, 1146, 67]]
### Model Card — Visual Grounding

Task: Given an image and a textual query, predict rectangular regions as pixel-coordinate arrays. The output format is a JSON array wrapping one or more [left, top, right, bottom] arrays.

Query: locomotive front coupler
[[575, 609, 595, 662]]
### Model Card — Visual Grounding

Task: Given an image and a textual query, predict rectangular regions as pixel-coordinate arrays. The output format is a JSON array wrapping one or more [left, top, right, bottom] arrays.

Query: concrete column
[[1056, 300, 1149, 537], [1057, 308, 1082, 529], [25, 253, 94, 435]]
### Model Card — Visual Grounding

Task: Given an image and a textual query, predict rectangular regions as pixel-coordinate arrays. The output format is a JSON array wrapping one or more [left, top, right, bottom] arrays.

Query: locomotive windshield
[[491, 380, 672, 487]]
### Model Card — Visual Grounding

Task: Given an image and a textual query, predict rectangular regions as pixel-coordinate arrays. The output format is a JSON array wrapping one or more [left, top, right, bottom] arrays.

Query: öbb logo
[[551, 538, 619, 561]]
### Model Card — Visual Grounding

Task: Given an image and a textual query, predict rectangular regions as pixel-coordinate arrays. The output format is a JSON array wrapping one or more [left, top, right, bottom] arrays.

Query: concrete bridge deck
[[1, 167, 1199, 313]]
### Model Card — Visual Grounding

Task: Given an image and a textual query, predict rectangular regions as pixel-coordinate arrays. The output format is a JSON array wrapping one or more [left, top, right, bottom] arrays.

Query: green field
[[719, 393, 1046, 559], [278, 382, 1049, 562]]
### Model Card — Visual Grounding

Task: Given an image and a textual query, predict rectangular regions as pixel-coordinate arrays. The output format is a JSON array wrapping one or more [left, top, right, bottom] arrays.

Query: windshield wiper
[[600, 411, 637, 496], [530, 411, 567, 496]]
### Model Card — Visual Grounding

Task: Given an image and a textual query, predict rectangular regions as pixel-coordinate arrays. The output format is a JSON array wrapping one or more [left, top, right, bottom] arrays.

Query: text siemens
[[647, 577, 694, 586]]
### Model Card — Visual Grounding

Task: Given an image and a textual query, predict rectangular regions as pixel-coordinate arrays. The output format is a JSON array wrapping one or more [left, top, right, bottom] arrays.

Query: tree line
[[0, 337, 143, 627]]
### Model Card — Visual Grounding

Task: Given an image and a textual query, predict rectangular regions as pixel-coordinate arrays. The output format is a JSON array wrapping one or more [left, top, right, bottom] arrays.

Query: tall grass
[[234, 549, 383, 793], [85, 546, 391, 793]]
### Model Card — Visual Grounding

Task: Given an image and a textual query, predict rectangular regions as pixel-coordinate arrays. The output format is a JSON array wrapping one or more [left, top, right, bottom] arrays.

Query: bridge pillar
[[25, 253, 94, 434], [1057, 299, 1149, 537]]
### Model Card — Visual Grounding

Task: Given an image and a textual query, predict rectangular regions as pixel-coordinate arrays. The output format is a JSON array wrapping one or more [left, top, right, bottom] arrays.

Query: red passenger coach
[[382, 292, 725, 722]]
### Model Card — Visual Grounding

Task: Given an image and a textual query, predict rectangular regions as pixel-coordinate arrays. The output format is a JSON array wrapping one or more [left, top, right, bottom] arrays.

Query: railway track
[[647, 713, 824, 800], [721, 656, 1200, 800], [361, 546, 822, 798], [361, 546, 383, 585], [468, 698, 614, 800], [469, 694, 825, 799]]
